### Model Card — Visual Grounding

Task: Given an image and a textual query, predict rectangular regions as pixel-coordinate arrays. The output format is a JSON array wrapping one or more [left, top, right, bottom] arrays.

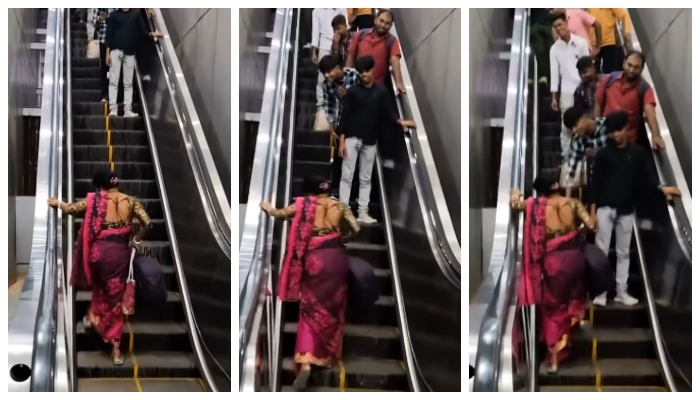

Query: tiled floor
[[8, 268, 27, 326]]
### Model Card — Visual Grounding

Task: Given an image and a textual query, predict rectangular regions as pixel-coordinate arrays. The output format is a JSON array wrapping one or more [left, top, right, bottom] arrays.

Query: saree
[[278, 196, 349, 367], [70, 190, 132, 344], [515, 196, 586, 363]]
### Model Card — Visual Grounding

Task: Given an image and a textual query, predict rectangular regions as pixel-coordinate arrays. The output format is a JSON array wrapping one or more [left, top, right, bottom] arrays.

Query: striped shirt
[[94, 8, 118, 44], [568, 117, 610, 178]]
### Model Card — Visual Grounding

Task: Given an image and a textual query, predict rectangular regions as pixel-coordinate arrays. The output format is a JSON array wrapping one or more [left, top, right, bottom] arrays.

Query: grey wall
[[160, 9, 232, 201], [8, 8, 39, 286], [629, 9, 692, 190], [392, 9, 462, 242]]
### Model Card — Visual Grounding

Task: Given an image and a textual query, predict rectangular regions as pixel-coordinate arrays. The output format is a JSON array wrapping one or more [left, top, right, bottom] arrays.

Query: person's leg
[[356, 142, 378, 223], [122, 54, 137, 116], [108, 50, 123, 116], [614, 213, 637, 305], [593, 206, 615, 306], [339, 137, 360, 206], [559, 93, 575, 157], [315, 48, 330, 108], [99, 43, 109, 102], [330, 146, 344, 198]]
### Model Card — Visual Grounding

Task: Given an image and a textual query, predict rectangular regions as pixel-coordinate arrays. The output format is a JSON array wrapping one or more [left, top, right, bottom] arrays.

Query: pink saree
[[515, 196, 586, 364], [278, 196, 349, 368], [70, 190, 132, 344]]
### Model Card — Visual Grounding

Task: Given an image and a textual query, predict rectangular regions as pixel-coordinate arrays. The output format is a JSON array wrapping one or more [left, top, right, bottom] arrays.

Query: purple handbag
[[584, 243, 615, 298], [347, 256, 380, 310], [133, 255, 168, 310]]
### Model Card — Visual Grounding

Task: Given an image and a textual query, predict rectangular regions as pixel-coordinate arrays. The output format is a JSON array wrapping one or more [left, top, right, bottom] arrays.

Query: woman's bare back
[[314, 197, 344, 230], [545, 196, 577, 232]]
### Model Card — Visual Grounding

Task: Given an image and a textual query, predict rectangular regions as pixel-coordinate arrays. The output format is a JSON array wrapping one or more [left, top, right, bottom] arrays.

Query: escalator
[[239, 8, 461, 393], [68, 19, 203, 392], [278, 30, 408, 392], [470, 8, 691, 393]]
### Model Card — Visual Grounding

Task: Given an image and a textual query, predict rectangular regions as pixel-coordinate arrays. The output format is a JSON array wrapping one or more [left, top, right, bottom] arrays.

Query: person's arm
[[549, 46, 560, 100], [642, 88, 662, 143], [261, 202, 296, 219], [340, 202, 360, 240], [587, 148, 606, 215], [345, 34, 359, 67], [509, 189, 526, 212], [389, 38, 405, 92], [593, 76, 607, 117], [338, 89, 354, 137], [137, 11, 151, 38], [322, 81, 337, 127], [572, 198, 596, 230], [105, 12, 114, 50], [612, 8, 632, 43], [52, 199, 87, 215], [578, 9, 601, 51], [131, 199, 153, 243]]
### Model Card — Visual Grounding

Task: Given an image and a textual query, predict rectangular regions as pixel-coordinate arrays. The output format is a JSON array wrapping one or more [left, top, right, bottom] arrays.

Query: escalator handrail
[[617, 16, 692, 235], [238, 8, 294, 383], [385, 10, 461, 285], [28, 7, 65, 392], [471, 8, 531, 391], [150, 9, 232, 254]]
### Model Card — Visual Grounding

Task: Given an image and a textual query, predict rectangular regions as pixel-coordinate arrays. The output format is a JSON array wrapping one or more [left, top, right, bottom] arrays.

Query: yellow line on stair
[[104, 102, 108, 117], [125, 317, 143, 392], [589, 307, 602, 392], [338, 360, 346, 392]]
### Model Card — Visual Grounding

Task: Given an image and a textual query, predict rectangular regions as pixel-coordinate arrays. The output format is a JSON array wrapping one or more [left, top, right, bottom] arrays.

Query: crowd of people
[[515, 8, 682, 374], [259, 8, 414, 391], [81, 8, 162, 117]]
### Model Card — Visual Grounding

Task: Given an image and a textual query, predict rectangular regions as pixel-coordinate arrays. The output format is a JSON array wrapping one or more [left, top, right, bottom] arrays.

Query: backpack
[[601, 71, 650, 120], [357, 28, 396, 59]]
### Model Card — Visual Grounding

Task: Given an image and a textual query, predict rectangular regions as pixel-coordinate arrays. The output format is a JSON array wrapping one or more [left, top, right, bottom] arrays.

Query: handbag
[[314, 107, 331, 131], [347, 256, 380, 311], [86, 40, 100, 59], [133, 255, 168, 310], [122, 248, 137, 315], [584, 242, 614, 298]]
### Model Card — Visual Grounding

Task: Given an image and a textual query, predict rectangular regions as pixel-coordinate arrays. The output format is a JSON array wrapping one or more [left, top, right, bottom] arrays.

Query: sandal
[[113, 354, 124, 366], [83, 315, 92, 329], [292, 365, 311, 391]]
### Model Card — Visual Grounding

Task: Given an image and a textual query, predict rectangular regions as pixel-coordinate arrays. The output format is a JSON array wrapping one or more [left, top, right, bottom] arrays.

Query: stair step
[[281, 356, 408, 391], [77, 351, 198, 379], [538, 358, 664, 387], [78, 378, 205, 392]]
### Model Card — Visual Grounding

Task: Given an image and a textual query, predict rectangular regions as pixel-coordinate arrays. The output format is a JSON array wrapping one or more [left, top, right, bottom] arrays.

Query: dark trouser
[[380, 77, 401, 162], [99, 42, 109, 98], [330, 149, 344, 196], [137, 9, 152, 75], [352, 14, 374, 31], [597, 45, 623, 74], [530, 24, 554, 82]]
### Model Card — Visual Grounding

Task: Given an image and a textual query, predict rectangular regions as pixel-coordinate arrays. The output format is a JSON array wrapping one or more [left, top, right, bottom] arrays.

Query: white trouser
[[339, 137, 376, 214], [315, 48, 331, 107], [559, 92, 575, 157], [108, 49, 135, 112], [595, 207, 634, 295]]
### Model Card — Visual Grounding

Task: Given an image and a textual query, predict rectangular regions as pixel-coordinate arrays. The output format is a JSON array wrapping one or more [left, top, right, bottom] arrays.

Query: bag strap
[[128, 248, 136, 281]]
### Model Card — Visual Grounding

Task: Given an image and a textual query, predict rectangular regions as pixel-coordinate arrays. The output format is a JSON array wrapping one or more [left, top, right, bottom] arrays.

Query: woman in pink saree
[[261, 175, 360, 390], [511, 176, 596, 373], [48, 171, 152, 365]]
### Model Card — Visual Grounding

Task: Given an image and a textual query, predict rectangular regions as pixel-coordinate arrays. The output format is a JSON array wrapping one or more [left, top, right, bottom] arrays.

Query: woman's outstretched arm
[[510, 189, 526, 211], [261, 202, 296, 219], [47, 198, 87, 216], [572, 199, 596, 230]]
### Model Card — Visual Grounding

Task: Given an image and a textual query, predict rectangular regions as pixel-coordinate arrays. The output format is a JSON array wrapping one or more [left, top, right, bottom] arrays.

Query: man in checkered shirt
[[317, 54, 360, 196], [94, 8, 118, 103], [561, 106, 613, 198]]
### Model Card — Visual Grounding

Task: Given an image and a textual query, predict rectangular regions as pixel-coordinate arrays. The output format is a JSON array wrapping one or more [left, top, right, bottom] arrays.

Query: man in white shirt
[[549, 12, 590, 158], [311, 8, 348, 111]]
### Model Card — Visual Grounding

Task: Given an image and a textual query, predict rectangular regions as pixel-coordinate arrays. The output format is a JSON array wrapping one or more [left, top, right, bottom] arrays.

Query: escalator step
[[74, 130, 148, 146], [74, 161, 154, 180], [78, 378, 205, 392], [74, 179, 159, 199], [77, 351, 198, 379], [73, 115, 146, 130], [538, 358, 664, 387], [280, 356, 408, 391], [76, 320, 188, 352]]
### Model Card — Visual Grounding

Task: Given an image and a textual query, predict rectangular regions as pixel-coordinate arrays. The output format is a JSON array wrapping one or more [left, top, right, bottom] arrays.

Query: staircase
[[68, 15, 204, 392]]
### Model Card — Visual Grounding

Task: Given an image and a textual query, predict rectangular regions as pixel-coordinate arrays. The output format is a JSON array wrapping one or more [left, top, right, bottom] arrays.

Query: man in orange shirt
[[586, 8, 632, 74], [347, 8, 374, 31]]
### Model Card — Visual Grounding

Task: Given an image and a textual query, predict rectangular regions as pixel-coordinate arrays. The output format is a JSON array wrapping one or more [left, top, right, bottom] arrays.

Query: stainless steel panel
[[629, 9, 692, 190], [160, 8, 233, 201], [15, 197, 37, 264]]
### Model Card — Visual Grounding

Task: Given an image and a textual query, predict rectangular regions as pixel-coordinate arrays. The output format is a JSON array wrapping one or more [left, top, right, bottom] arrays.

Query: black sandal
[[292, 366, 311, 391]]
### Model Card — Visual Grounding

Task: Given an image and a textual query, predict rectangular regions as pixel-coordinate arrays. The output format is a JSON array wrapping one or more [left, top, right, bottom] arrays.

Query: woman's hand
[[47, 198, 61, 208], [260, 202, 273, 214], [130, 237, 143, 251], [510, 188, 521, 198]]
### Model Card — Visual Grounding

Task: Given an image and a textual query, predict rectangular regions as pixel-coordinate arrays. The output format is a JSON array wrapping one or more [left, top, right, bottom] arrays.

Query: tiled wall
[[630, 9, 692, 189], [160, 8, 233, 201], [8, 8, 39, 286]]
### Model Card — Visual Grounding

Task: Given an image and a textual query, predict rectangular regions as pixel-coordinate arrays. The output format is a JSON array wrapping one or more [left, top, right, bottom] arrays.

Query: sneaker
[[108, 109, 118, 117], [357, 212, 378, 224], [592, 293, 607, 307], [142, 74, 151, 82], [123, 110, 139, 118], [383, 159, 395, 169], [614, 292, 639, 306], [101, 97, 108, 103]]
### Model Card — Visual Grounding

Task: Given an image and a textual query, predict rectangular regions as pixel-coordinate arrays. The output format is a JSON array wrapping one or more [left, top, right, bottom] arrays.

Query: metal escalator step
[[281, 385, 400, 392], [73, 145, 151, 162], [74, 101, 143, 115], [77, 351, 198, 379], [76, 320, 188, 352], [283, 322, 402, 360], [73, 115, 146, 130], [586, 301, 648, 329], [570, 328, 655, 360], [72, 67, 102, 79], [73, 130, 148, 146], [78, 378, 205, 392], [281, 356, 408, 391], [74, 161, 154, 180], [74, 178, 159, 199], [538, 358, 664, 387], [72, 57, 101, 68]]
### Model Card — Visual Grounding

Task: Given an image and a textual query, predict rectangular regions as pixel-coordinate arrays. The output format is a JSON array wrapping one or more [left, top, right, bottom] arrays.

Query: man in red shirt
[[345, 9, 405, 92], [594, 51, 666, 150]]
